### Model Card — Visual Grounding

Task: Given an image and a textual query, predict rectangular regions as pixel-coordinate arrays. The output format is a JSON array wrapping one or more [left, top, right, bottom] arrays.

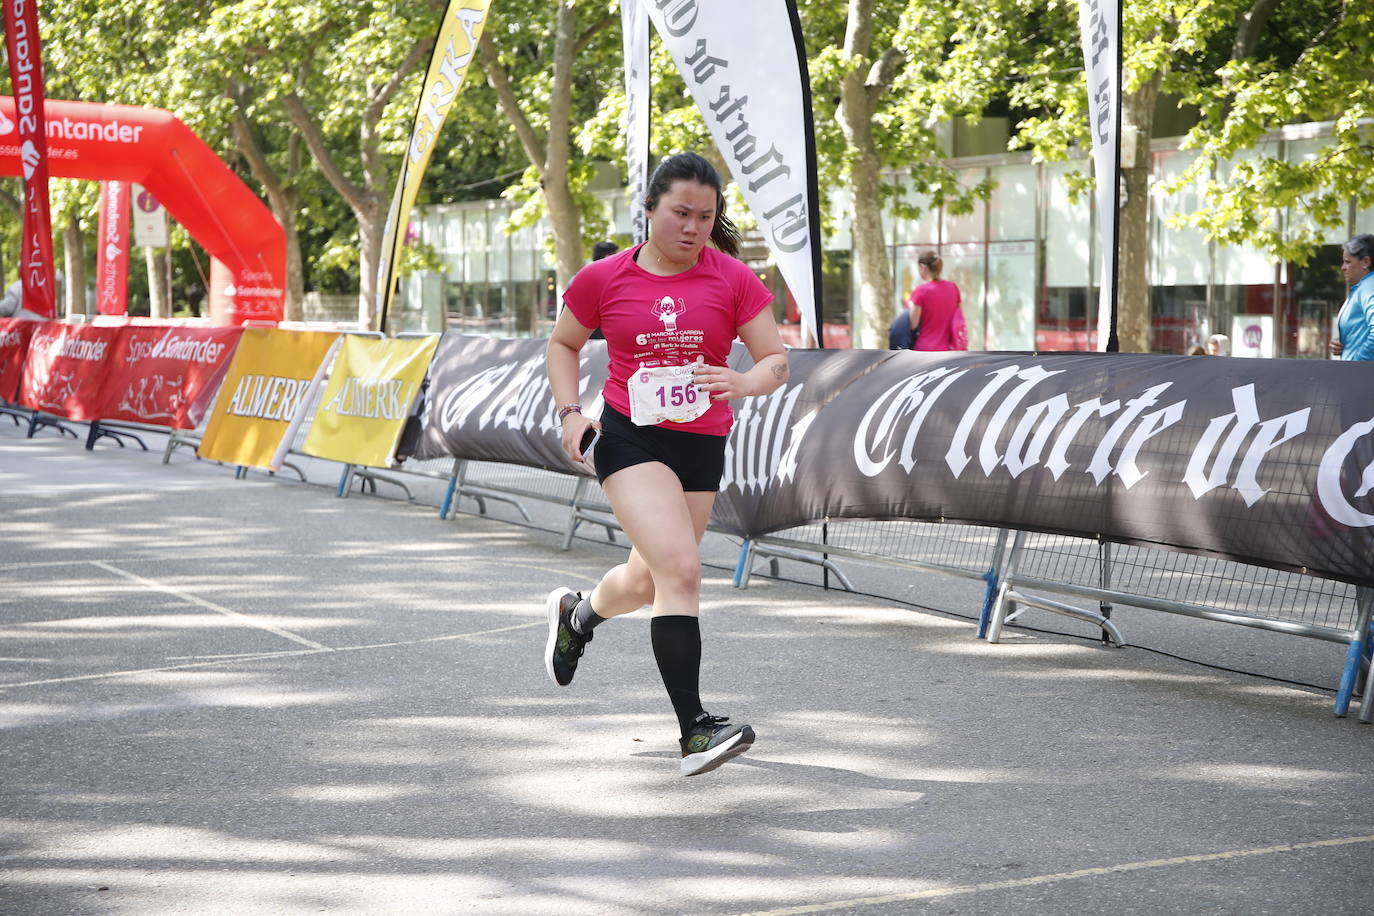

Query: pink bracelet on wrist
[[557, 403, 582, 423]]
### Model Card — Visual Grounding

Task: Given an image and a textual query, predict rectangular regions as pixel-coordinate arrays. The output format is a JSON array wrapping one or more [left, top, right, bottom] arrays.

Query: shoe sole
[[544, 587, 575, 686], [681, 725, 755, 777]]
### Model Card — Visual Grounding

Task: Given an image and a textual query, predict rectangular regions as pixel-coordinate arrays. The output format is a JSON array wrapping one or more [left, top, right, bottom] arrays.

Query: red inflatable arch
[[0, 97, 285, 324]]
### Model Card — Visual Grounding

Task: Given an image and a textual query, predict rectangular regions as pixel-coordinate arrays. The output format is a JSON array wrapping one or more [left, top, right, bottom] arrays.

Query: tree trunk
[[283, 211, 305, 322], [836, 0, 896, 349], [847, 149, 891, 349], [356, 198, 387, 328], [545, 179, 584, 296], [1117, 74, 1161, 353], [62, 213, 86, 318], [146, 247, 170, 319], [545, 2, 583, 293]]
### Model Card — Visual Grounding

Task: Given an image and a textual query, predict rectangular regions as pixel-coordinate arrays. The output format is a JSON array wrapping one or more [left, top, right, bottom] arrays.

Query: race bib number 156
[[627, 362, 710, 426]]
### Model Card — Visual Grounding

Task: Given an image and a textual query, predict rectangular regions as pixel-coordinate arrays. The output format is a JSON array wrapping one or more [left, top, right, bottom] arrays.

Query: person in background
[[543, 152, 789, 777], [1329, 233, 1374, 360], [587, 242, 619, 340], [907, 251, 967, 350], [1206, 334, 1230, 356], [1186, 344, 1207, 356]]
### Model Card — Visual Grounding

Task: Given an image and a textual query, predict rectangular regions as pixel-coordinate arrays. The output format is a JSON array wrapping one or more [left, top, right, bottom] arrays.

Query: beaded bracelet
[[557, 403, 582, 423]]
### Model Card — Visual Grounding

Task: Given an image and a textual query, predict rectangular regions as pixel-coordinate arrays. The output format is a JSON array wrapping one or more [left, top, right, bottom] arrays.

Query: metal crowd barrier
[[734, 521, 1007, 604], [432, 459, 622, 547], [401, 456, 1370, 723], [985, 530, 1373, 721], [0, 401, 80, 441], [163, 421, 204, 464]]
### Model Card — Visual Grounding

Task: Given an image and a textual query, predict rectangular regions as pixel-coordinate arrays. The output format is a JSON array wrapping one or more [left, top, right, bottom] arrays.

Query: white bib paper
[[627, 363, 710, 426]]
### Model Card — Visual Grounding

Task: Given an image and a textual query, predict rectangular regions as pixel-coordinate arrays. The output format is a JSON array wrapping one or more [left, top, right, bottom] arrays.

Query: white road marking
[[727, 834, 1374, 916], [89, 560, 331, 651], [0, 621, 542, 689]]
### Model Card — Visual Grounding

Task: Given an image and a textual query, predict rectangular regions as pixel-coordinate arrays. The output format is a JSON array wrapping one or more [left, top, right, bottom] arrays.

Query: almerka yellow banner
[[302, 335, 438, 468], [376, 0, 491, 328], [197, 328, 340, 469]]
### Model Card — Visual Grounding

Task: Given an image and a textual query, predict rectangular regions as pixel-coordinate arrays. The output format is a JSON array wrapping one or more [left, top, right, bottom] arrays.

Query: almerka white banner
[[643, 0, 820, 346], [622, 0, 651, 245], [1078, 0, 1120, 351]]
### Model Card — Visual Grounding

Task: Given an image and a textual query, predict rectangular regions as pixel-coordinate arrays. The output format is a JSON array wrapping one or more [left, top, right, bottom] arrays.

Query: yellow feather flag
[[375, 1, 493, 330]]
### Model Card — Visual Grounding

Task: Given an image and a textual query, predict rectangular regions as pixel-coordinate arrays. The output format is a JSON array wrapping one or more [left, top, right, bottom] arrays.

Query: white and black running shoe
[[679, 712, 755, 776], [544, 587, 591, 686]]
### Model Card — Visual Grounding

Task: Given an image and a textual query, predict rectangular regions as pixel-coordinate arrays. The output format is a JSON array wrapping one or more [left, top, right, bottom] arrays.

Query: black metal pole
[[785, 0, 824, 349], [1105, 0, 1122, 353]]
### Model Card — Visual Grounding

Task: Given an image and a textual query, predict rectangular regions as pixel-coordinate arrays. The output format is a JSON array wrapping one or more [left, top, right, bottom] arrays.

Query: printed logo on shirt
[[633, 291, 706, 366], [651, 295, 686, 331]]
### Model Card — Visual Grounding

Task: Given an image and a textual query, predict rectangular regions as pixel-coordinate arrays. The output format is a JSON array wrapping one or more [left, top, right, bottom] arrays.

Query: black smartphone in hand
[[579, 425, 600, 464]]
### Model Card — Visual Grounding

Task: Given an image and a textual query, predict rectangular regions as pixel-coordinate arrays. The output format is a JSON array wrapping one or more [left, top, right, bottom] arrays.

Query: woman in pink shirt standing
[[908, 251, 968, 350], [543, 153, 789, 776]]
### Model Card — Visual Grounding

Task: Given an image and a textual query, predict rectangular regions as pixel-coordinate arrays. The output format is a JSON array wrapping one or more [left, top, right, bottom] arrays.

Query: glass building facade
[[395, 122, 1372, 358]]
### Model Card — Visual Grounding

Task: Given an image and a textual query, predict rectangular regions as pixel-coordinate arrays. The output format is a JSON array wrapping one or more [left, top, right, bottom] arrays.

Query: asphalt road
[[1, 420, 1371, 915]]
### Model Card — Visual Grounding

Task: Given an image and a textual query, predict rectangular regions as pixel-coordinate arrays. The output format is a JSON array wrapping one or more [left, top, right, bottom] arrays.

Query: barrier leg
[[439, 463, 461, 519], [733, 539, 754, 589], [26, 412, 75, 439], [1360, 661, 1373, 724], [337, 464, 354, 499], [1336, 641, 1362, 718], [977, 570, 999, 640], [338, 465, 414, 500], [985, 530, 1026, 644], [977, 529, 1011, 639], [562, 478, 588, 550], [1099, 540, 1114, 646], [85, 421, 147, 451], [1336, 588, 1372, 717]]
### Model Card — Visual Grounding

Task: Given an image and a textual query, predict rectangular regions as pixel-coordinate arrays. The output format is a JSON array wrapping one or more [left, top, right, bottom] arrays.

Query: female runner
[[543, 152, 789, 776]]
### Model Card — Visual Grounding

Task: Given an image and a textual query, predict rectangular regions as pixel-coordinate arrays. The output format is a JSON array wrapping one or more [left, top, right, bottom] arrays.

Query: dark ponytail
[[644, 152, 741, 258]]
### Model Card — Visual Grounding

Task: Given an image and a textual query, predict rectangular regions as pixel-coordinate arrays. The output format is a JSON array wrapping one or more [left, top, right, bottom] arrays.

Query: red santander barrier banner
[[100, 325, 243, 429], [0, 317, 36, 402], [19, 323, 120, 420]]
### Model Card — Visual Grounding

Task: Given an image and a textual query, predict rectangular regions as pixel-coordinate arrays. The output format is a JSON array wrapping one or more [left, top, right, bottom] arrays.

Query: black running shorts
[[593, 403, 727, 492]]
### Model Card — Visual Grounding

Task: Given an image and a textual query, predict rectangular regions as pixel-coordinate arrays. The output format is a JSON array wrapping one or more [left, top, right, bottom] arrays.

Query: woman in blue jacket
[[1330, 234, 1374, 360]]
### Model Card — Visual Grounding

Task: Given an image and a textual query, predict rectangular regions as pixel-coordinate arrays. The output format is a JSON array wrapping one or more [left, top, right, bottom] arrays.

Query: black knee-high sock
[[650, 615, 704, 737]]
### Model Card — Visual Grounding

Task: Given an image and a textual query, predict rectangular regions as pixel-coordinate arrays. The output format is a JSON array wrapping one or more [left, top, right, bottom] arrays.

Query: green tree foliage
[[176, 0, 443, 326], [1170, 2, 1373, 263]]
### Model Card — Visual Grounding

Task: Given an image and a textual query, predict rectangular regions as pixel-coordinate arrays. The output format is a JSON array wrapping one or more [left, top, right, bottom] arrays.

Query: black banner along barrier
[[416, 334, 1374, 588], [415, 333, 608, 476]]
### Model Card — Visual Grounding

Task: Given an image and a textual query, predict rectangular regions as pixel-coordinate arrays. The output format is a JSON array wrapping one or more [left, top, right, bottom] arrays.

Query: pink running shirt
[[909, 279, 963, 351], [563, 243, 773, 435]]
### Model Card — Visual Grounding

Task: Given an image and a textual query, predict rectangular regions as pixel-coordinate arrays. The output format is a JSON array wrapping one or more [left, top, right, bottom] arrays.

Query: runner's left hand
[[692, 362, 749, 400]]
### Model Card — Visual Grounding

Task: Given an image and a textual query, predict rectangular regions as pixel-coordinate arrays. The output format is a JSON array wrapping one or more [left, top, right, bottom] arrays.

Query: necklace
[[646, 240, 694, 274]]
